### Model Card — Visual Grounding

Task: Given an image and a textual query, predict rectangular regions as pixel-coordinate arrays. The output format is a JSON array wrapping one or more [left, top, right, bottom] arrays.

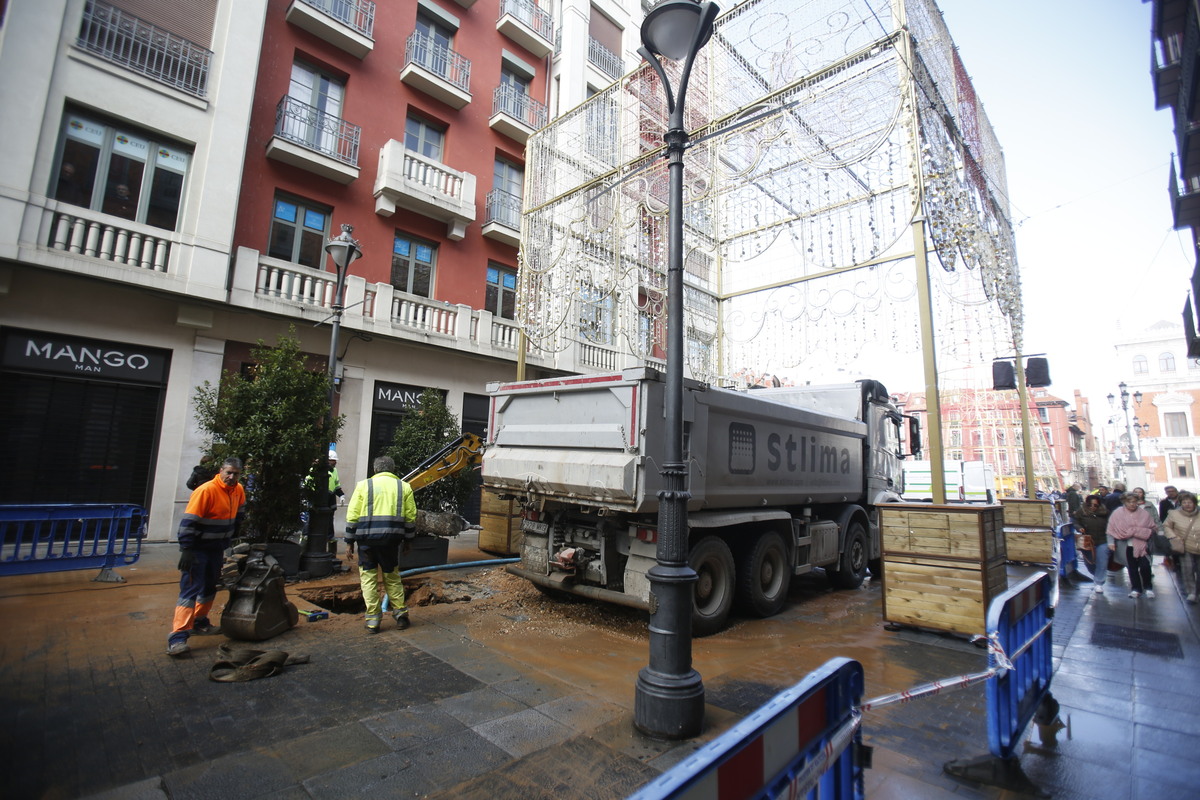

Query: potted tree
[[192, 330, 342, 574], [383, 388, 478, 567]]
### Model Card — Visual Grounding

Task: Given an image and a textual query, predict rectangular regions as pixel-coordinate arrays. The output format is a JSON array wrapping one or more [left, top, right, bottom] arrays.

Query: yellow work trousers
[[360, 566, 407, 623]]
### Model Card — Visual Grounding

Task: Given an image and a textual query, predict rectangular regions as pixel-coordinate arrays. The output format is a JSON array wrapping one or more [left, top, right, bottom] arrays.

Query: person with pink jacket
[[1107, 492, 1158, 599]]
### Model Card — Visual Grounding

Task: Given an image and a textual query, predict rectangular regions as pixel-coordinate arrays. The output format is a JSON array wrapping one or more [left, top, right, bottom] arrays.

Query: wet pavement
[[1, 534, 1197, 799]]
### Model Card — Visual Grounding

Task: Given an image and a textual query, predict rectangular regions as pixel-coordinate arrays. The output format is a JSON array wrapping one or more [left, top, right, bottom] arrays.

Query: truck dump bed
[[485, 368, 868, 514]]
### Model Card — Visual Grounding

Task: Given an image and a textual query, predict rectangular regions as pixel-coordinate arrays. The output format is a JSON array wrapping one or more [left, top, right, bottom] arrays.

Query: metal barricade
[[984, 570, 1053, 758], [1055, 522, 1076, 579], [0, 504, 146, 582], [628, 658, 865, 800]]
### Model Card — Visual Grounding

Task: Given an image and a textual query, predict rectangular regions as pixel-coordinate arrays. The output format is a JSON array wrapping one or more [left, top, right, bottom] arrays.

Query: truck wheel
[[735, 530, 791, 618], [829, 522, 868, 590], [690, 536, 735, 637]]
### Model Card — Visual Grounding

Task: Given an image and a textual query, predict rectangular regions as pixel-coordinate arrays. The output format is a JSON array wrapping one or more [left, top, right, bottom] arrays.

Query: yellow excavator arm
[[402, 432, 484, 491]]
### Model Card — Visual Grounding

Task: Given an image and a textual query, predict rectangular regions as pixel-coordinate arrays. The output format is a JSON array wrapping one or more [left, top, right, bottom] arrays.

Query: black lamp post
[[1106, 381, 1142, 462], [634, 0, 718, 741], [302, 223, 362, 578]]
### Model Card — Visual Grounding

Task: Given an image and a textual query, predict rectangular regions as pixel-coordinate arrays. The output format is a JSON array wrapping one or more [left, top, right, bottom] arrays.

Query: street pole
[[634, 0, 718, 741], [303, 223, 361, 578]]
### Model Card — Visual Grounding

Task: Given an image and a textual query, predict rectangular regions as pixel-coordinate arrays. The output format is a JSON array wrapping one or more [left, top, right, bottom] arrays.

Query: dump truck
[[483, 368, 919, 635]]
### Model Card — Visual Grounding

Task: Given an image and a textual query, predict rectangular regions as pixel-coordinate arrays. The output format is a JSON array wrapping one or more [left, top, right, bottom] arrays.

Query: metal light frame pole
[[302, 223, 362, 577], [634, 0, 718, 741]]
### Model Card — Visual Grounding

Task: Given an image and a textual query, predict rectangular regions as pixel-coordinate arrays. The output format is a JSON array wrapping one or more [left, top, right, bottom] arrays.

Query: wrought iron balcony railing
[[588, 37, 623, 80], [485, 189, 522, 230], [296, 0, 375, 38], [273, 95, 361, 167], [492, 85, 548, 130], [405, 32, 471, 93], [498, 0, 553, 41], [77, 0, 212, 98]]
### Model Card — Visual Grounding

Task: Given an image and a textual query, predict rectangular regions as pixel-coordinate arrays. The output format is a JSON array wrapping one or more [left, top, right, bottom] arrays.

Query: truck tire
[[735, 530, 790, 618], [829, 522, 868, 590], [690, 536, 735, 637]]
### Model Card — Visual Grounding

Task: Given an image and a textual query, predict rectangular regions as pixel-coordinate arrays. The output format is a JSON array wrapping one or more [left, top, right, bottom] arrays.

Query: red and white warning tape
[[858, 632, 1013, 713]]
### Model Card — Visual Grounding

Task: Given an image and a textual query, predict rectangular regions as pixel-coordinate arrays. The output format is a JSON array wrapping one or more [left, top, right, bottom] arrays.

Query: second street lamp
[[634, 0, 719, 741], [1106, 381, 1142, 462], [303, 223, 362, 578]]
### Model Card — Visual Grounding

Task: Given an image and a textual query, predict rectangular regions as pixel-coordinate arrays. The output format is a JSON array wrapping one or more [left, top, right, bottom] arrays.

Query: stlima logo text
[[24, 340, 151, 372]]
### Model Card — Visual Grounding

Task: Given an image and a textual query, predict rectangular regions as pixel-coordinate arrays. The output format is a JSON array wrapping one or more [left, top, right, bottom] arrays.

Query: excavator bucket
[[222, 545, 299, 641]]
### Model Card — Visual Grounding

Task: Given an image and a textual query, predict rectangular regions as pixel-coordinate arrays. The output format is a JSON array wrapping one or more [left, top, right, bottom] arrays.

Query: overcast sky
[[934, 0, 1193, 409]]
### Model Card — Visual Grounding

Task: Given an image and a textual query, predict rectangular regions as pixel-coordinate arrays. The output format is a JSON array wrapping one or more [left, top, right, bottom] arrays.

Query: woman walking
[[1108, 492, 1158, 599], [1073, 493, 1110, 593], [1165, 490, 1200, 603]]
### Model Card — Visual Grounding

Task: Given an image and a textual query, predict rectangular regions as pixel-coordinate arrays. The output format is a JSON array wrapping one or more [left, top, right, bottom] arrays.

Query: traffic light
[[992, 360, 1016, 390], [1025, 357, 1051, 387]]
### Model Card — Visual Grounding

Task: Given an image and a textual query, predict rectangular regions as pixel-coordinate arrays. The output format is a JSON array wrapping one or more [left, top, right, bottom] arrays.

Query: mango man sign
[[2, 328, 169, 384]]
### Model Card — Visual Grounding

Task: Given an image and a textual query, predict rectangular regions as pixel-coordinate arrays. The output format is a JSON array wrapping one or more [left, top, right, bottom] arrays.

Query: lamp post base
[[303, 506, 335, 578], [634, 665, 705, 740]]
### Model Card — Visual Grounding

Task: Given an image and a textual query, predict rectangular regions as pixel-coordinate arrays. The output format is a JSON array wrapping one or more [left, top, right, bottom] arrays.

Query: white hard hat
[[328, 450, 338, 460]]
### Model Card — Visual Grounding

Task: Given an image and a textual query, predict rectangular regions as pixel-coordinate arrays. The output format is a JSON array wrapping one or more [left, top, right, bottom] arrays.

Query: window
[[286, 61, 345, 154], [486, 263, 517, 319], [579, 281, 614, 344], [405, 115, 444, 161], [1037, 407, 1049, 423], [1133, 355, 1148, 374], [416, 12, 454, 76], [268, 195, 330, 268], [53, 110, 190, 230], [494, 158, 523, 198], [1171, 455, 1195, 478], [1165, 411, 1189, 437], [392, 233, 435, 296], [1159, 352, 1176, 372], [996, 430, 1006, 446], [500, 67, 529, 96]]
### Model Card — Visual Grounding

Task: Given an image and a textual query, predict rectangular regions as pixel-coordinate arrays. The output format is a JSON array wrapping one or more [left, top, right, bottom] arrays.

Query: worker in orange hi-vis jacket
[[167, 457, 246, 657]]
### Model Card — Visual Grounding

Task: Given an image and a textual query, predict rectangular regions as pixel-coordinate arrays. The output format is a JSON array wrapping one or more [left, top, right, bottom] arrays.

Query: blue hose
[[381, 557, 520, 611]]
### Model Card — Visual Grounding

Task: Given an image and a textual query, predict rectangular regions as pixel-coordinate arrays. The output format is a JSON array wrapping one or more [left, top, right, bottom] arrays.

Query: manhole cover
[[1090, 623, 1183, 659]]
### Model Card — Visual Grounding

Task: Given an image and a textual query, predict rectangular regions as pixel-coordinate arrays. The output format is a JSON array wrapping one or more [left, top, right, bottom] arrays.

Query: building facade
[[0, 0, 648, 539]]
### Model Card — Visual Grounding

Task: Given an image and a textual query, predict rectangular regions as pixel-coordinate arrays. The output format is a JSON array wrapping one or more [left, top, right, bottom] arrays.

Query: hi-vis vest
[[345, 472, 416, 542]]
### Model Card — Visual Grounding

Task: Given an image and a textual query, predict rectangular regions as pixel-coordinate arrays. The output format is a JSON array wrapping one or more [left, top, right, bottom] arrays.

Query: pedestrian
[[185, 455, 215, 491], [1065, 483, 1083, 516], [325, 451, 348, 556], [168, 457, 246, 656], [1073, 493, 1109, 592], [1158, 485, 1181, 569], [1108, 492, 1157, 599], [1165, 490, 1200, 604], [345, 455, 417, 633], [1102, 482, 1126, 512]]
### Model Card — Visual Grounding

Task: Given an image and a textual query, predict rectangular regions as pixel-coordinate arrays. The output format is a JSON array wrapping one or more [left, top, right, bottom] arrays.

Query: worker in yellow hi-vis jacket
[[345, 455, 417, 634]]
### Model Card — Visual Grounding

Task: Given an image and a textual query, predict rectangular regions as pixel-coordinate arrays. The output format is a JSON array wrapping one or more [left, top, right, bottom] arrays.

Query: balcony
[[76, 0, 212, 98], [285, 0, 375, 59], [373, 139, 476, 240], [266, 95, 361, 184], [482, 189, 521, 246], [400, 32, 471, 109], [1170, 158, 1200, 231], [588, 37, 623, 81], [47, 207, 173, 272], [497, 0, 553, 59], [489, 85, 547, 143]]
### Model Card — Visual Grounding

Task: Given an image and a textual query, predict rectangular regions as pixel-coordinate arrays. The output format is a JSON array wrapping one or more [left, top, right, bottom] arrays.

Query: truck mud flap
[[506, 564, 650, 612]]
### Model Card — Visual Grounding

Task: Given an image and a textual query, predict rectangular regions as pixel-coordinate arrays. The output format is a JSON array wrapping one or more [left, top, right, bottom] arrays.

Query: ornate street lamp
[[302, 223, 362, 578], [634, 0, 718, 741], [1106, 381, 1142, 461]]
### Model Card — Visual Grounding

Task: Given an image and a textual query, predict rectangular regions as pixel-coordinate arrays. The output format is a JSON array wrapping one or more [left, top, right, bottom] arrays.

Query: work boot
[[366, 620, 380, 634], [167, 641, 190, 657], [394, 612, 410, 630], [192, 621, 222, 636]]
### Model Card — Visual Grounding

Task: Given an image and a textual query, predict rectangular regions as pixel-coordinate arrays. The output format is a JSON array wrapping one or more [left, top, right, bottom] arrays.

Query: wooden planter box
[[479, 490, 522, 556], [880, 555, 1008, 635], [879, 503, 1007, 635], [1000, 498, 1057, 529], [1004, 526, 1056, 564]]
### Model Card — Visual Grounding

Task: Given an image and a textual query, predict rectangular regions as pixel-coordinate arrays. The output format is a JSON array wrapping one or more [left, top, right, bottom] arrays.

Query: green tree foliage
[[384, 388, 476, 514], [192, 329, 342, 543]]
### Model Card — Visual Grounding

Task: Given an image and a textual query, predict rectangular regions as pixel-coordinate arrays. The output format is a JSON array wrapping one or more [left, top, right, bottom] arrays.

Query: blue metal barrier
[[1055, 523, 1076, 579], [0, 504, 146, 582], [629, 658, 864, 800], [985, 570, 1053, 759]]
